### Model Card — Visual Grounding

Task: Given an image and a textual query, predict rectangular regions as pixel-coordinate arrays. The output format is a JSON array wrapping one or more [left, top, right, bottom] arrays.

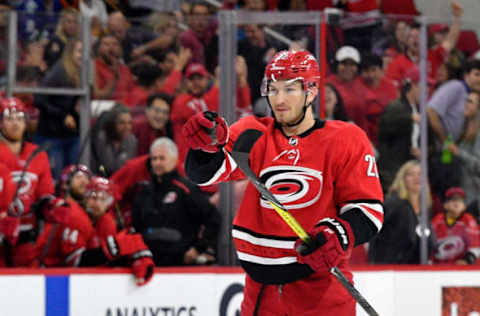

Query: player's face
[[70, 172, 90, 199], [404, 164, 421, 194], [268, 80, 308, 125], [444, 197, 466, 220], [1, 112, 26, 141], [146, 99, 170, 130], [150, 145, 177, 177], [85, 191, 111, 218]]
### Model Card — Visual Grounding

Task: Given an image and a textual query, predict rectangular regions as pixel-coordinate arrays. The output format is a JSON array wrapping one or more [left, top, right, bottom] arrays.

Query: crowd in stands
[[0, 0, 480, 285]]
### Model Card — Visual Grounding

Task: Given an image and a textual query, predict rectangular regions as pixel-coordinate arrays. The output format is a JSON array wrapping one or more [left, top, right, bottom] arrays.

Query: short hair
[[131, 63, 163, 88], [147, 92, 173, 108], [464, 59, 480, 75], [150, 137, 178, 158], [361, 54, 383, 70]]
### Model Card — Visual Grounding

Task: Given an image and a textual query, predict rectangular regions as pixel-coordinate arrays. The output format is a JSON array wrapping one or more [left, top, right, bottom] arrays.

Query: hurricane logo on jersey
[[435, 236, 466, 261], [11, 171, 38, 195], [259, 166, 322, 209]]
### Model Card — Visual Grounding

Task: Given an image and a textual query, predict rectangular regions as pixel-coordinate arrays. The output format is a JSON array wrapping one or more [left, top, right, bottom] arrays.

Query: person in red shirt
[[93, 34, 137, 106], [171, 60, 251, 175], [360, 54, 399, 144], [432, 187, 480, 265], [133, 93, 173, 156], [326, 45, 369, 132], [386, 2, 464, 87], [0, 97, 56, 267]]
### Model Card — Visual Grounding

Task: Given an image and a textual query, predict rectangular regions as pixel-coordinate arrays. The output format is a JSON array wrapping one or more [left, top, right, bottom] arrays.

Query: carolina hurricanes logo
[[259, 166, 322, 210], [186, 98, 208, 113], [11, 171, 38, 195], [435, 236, 466, 261]]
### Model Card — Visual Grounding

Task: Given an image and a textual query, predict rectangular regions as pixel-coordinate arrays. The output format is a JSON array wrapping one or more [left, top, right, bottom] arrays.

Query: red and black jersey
[[0, 163, 15, 213], [186, 116, 384, 284], [432, 212, 480, 264], [0, 141, 54, 228]]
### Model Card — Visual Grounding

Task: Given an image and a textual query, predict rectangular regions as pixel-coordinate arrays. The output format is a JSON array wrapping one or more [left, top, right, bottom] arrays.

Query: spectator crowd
[[0, 0, 480, 287]]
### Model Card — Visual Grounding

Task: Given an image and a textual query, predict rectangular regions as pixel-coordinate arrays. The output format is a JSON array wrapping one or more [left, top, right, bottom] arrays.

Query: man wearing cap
[[327, 45, 370, 133], [432, 187, 480, 265], [170, 60, 251, 176]]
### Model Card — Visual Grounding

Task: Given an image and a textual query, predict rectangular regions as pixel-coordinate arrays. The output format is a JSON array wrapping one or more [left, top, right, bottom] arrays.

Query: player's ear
[[306, 85, 318, 104]]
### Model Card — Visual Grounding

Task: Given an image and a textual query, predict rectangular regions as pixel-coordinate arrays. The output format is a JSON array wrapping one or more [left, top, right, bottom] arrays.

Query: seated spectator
[[432, 187, 480, 265], [34, 39, 82, 180], [324, 83, 350, 121], [36, 176, 154, 285], [386, 2, 463, 87], [368, 160, 434, 264], [44, 8, 79, 69], [133, 93, 174, 156], [360, 54, 398, 143], [93, 34, 137, 106], [427, 60, 480, 197], [91, 103, 137, 176], [326, 46, 368, 132], [107, 11, 175, 65], [132, 138, 220, 266], [179, 1, 217, 66], [171, 60, 251, 175], [377, 67, 426, 192]]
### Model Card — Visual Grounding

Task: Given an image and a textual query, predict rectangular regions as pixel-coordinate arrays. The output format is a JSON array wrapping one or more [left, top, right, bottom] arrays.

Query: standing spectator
[[171, 60, 251, 175], [446, 92, 480, 212], [93, 34, 137, 106], [386, 2, 464, 87], [79, 0, 108, 37], [432, 187, 480, 265], [107, 11, 175, 65], [369, 160, 433, 264], [179, 1, 216, 66], [35, 39, 82, 180], [91, 104, 137, 176], [427, 60, 480, 197], [133, 93, 174, 156], [0, 98, 55, 267], [44, 8, 79, 68], [360, 54, 398, 144], [238, 24, 283, 105], [132, 138, 220, 266], [327, 45, 368, 132], [324, 83, 350, 121], [377, 67, 426, 192]]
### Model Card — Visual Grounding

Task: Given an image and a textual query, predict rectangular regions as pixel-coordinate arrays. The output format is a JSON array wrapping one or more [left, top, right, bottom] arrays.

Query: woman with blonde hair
[[35, 38, 83, 179], [369, 160, 435, 264], [44, 8, 79, 68]]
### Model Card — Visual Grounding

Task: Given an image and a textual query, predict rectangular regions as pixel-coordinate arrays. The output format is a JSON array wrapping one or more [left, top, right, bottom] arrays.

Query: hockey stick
[[230, 129, 379, 316]]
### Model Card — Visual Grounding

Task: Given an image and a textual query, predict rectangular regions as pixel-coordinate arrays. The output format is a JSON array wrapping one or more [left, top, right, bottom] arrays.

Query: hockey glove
[[182, 111, 228, 153], [102, 229, 151, 261], [131, 250, 155, 286], [0, 215, 20, 246], [295, 218, 354, 273]]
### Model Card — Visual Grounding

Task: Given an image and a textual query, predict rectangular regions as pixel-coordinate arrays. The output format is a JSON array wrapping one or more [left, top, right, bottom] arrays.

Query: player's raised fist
[[182, 111, 228, 153]]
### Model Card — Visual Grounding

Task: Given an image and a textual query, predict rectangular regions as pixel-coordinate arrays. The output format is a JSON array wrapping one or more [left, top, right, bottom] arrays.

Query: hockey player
[[36, 176, 154, 286], [0, 97, 56, 266], [183, 50, 384, 315], [57, 164, 92, 202], [0, 163, 19, 264]]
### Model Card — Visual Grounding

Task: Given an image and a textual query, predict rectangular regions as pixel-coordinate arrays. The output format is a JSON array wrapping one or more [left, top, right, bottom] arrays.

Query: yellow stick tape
[[269, 201, 312, 243]]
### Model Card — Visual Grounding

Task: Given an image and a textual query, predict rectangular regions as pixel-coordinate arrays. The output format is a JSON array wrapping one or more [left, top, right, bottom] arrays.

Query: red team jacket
[[36, 199, 117, 267], [187, 116, 384, 284], [432, 212, 480, 264]]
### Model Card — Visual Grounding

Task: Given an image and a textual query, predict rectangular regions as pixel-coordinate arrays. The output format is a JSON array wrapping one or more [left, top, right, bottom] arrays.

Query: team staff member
[[183, 50, 384, 315]]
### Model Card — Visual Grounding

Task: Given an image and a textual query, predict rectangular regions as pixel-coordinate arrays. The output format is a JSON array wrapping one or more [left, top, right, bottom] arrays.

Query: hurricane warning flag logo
[[259, 166, 323, 210]]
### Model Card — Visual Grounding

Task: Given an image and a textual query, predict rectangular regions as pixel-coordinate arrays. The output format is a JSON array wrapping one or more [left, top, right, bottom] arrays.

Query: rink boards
[[1, 266, 480, 316]]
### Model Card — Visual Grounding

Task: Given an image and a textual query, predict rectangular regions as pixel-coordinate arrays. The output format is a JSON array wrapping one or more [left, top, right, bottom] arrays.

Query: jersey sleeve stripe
[[198, 150, 237, 186], [468, 247, 480, 258], [232, 229, 295, 249], [65, 247, 85, 267], [237, 251, 298, 265], [340, 202, 384, 232]]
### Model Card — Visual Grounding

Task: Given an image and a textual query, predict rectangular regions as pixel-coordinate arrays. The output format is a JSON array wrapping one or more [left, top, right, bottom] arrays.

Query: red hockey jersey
[[190, 116, 384, 284], [0, 142, 54, 228], [0, 163, 15, 213], [432, 212, 480, 264]]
